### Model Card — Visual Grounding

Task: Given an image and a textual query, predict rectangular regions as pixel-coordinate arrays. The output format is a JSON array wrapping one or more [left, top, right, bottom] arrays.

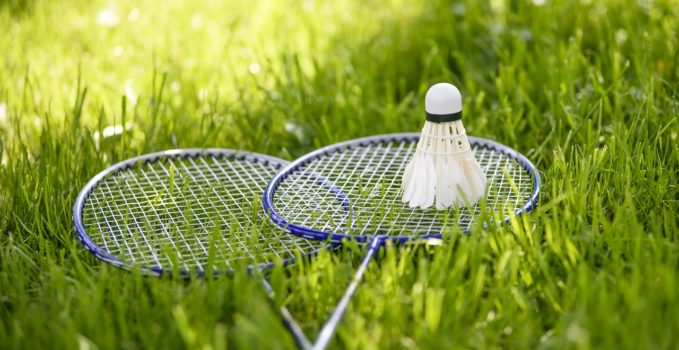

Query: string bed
[[271, 137, 536, 238], [77, 151, 321, 273]]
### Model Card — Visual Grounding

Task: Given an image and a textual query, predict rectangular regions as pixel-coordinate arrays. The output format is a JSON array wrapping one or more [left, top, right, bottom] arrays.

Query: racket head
[[263, 133, 541, 243], [73, 149, 327, 277]]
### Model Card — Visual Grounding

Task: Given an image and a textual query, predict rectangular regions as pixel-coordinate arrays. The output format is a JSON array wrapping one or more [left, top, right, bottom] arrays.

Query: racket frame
[[263, 132, 541, 243], [73, 148, 301, 276]]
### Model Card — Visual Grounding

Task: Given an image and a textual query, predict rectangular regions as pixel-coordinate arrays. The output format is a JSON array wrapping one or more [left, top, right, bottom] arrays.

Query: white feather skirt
[[402, 120, 486, 209]]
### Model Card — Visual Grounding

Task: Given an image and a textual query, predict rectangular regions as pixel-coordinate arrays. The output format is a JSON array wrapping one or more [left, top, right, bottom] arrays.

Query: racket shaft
[[262, 279, 313, 350], [312, 237, 383, 350]]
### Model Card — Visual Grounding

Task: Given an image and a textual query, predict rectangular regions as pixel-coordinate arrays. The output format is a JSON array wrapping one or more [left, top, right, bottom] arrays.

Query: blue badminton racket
[[73, 149, 330, 349], [263, 132, 541, 349]]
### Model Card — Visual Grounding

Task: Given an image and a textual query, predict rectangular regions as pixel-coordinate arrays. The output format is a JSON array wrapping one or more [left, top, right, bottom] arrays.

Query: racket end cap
[[425, 83, 462, 122]]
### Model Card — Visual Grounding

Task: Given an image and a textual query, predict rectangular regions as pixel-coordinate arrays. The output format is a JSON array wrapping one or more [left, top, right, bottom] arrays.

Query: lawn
[[1, 0, 678, 349]]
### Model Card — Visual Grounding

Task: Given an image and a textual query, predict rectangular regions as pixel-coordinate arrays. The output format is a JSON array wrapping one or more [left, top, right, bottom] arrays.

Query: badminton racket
[[263, 132, 541, 349], [73, 149, 331, 349]]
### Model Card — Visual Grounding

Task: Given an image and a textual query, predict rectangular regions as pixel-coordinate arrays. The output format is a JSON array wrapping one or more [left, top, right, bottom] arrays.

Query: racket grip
[[312, 236, 384, 350]]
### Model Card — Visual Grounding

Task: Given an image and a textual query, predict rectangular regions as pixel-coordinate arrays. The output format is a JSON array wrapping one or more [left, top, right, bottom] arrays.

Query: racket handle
[[312, 236, 384, 350], [261, 279, 313, 350]]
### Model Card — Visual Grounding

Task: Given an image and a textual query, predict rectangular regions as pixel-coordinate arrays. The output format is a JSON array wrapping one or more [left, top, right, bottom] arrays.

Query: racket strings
[[81, 155, 320, 272], [272, 140, 534, 236]]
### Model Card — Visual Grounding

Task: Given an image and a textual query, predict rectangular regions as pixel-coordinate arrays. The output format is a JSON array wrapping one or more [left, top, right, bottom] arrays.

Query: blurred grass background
[[1, 0, 678, 349]]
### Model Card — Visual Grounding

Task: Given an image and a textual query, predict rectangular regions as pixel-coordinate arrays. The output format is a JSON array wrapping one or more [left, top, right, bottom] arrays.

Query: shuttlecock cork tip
[[425, 83, 462, 123]]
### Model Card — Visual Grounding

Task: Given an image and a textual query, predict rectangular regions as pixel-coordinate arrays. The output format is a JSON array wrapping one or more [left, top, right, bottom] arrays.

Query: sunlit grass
[[1, 0, 678, 349]]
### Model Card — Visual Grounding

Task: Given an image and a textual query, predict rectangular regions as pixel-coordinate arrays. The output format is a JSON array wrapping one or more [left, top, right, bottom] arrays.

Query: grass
[[1, 0, 678, 348]]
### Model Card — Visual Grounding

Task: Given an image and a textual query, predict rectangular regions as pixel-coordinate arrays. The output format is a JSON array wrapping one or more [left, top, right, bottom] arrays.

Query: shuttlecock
[[402, 83, 486, 210]]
